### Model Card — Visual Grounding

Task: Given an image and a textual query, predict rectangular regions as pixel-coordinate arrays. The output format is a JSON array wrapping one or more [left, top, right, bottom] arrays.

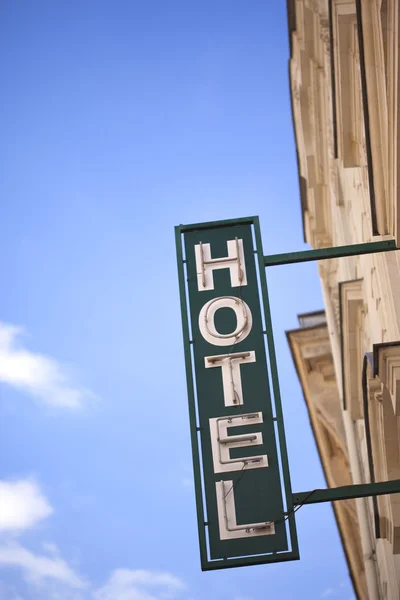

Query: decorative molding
[[330, 287, 341, 331], [287, 320, 347, 445], [376, 344, 400, 415], [358, 0, 391, 235], [332, 2, 365, 168], [367, 342, 400, 554], [287, 314, 366, 599], [340, 279, 365, 418], [289, 1, 333, 248]]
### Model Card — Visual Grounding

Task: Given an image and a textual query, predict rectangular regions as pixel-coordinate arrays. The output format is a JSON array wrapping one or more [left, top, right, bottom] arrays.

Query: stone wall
[[287, 1, 400, 598]]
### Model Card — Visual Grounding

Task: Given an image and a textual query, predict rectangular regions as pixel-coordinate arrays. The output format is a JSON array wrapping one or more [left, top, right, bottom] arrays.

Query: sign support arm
[[293, 480, 400, 506], [264, 240, 397, 267]]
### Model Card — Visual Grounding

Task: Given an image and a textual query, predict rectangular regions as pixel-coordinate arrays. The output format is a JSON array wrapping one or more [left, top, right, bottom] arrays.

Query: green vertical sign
[[176, 217, 298, 570]]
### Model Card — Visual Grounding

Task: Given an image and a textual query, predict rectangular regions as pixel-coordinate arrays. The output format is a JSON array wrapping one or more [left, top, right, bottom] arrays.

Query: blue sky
[[0, 1, 355, 599]]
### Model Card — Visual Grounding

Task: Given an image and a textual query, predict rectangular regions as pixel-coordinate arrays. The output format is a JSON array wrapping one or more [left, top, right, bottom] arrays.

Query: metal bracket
[[292, 479, 400, 506], [265, 239, 400, 510], [264, 239, 397, 267]]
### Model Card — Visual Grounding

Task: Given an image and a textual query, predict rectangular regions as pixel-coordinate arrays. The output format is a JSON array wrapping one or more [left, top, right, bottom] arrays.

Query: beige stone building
[[286, 1, 400, 598]]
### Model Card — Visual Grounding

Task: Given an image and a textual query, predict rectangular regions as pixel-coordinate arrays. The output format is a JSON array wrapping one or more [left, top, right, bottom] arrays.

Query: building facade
[[286, 1, 400, 598]]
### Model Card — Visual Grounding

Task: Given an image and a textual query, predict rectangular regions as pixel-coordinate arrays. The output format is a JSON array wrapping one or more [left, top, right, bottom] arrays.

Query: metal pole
[[264, 240, 397, 267], [292, 479, 400, 505]]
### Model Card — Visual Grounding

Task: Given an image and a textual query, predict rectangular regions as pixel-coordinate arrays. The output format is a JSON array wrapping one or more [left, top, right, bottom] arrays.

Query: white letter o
[[198, 296, 253, 347]]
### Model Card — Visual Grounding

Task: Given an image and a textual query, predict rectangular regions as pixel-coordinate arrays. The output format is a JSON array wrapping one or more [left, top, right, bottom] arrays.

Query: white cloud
[[0, 478, 53, 533], [0, 322, 93, 408], [0, 559, 187, 600], [0, 542, 87, 589], [0, 483, 186, 600], [93, 569, 186, 600]]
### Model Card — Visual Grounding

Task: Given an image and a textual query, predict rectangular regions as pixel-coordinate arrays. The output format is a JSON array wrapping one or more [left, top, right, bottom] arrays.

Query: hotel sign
[[176, 217, 298, 570]]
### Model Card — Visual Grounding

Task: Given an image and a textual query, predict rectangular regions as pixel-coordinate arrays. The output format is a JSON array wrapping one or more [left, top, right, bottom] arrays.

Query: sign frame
[[175, 216, 299, 571]]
